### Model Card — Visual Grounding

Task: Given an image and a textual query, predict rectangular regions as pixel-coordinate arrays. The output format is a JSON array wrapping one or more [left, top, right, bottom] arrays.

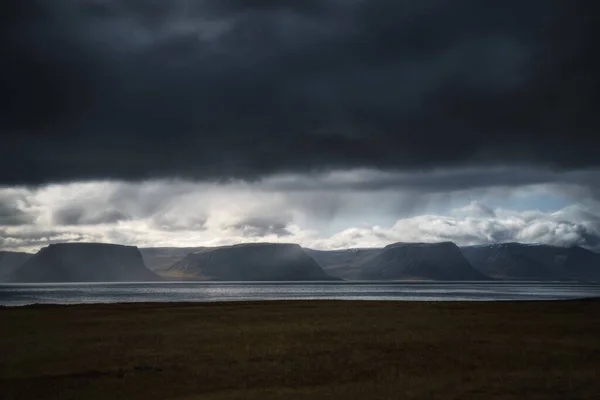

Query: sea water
[[1, 281, 600, 306]]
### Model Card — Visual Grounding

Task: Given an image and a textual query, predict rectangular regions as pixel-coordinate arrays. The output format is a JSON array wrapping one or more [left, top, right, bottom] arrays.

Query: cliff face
[[165, 243, 337, 281], [357, 242, 487, 281], [9, 243, 160, 283], [0, 251, 33, 281], [462, 243, 600, 281]]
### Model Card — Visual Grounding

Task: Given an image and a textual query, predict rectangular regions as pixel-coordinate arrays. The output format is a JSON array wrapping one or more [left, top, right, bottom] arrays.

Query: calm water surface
[[1, 281, 600, 306]]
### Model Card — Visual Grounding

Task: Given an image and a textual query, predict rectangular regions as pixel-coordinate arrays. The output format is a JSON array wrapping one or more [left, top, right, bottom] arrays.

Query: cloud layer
[[2, 2, 598, 251], [1, 0, 599, 184], [321, 204, 600, 250], [1, 179, 599, 252]]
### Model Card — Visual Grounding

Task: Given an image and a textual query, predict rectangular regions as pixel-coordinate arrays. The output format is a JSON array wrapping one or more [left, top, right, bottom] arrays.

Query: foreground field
[[1, 300, 600, 399]]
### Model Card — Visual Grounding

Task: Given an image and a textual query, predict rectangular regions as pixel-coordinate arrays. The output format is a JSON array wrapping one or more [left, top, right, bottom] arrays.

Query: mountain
[[0, 251, 33, 281], [9, 243, 160, 282], [140, 247, 204, 272], [356, 242, 488, 280], [304, 248, 382, 280], [461, 243, 600, 281], [165, 243, 337, 281]]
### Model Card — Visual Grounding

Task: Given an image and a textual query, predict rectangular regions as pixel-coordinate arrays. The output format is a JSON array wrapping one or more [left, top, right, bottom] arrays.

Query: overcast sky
[[1, 1, 599, 252]]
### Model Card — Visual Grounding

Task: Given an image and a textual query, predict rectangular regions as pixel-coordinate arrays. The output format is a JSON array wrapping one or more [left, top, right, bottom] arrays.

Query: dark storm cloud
[[1, 0, 598, 185], [0, 190, 32, 226], [263, 168, 600, 194], [0, 202, 31, 226], [52, 206, 130, 225]]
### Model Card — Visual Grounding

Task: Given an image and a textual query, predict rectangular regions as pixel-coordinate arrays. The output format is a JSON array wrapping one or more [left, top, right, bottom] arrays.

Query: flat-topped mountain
[[140, 247, 204, 272], [304, 248, 382, 280], [165, 243, 337, 281], [9, 243, 160, 283], [0, 251, 33, 281], [9, 241, 597, 283], [357, 242, 488, 280], [461, 243, 600, 281]]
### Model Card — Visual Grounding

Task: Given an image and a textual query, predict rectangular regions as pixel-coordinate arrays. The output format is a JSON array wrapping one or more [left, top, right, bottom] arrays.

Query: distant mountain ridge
[[3, 241, 599, 283], [9, 243, 160, 283], [165, 243, 337, 281], [139, 242, 600, 282], [461, 242, 600, 281], [356, 242, 488, 281]]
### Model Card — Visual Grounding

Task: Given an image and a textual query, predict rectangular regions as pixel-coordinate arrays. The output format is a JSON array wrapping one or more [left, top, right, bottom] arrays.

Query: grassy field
[[1, 300, 600, 399]]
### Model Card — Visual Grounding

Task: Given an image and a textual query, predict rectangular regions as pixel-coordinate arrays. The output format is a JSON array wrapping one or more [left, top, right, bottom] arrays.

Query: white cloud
[[307, 204, 599, 250], [0, 179, 599, 252]]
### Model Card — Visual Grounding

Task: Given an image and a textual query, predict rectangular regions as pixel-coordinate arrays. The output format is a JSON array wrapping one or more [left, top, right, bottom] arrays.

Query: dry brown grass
[[1, 300, 600, 399]]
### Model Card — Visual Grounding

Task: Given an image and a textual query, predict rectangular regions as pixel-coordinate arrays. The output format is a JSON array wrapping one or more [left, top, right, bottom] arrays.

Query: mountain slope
[[9, 243, 160, 282], [140, 247, 204, 272], [165, 243, 337, 281], [461, 243, 600, 281], [0, 251, 33, 281], [357, 242, 488, 280], [304, 248, 382, 280]]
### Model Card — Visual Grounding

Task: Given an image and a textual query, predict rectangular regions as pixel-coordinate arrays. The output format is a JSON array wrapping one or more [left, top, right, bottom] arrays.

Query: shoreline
[[2, 295, 600, 309]]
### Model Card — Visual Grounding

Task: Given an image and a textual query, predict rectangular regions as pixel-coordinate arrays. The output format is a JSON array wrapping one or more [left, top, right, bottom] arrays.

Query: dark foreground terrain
[[1, 300, 600, 400]]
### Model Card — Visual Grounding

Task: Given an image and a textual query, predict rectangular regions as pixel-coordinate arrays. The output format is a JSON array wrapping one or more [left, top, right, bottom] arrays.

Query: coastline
[[2, 295, 600, 309]]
